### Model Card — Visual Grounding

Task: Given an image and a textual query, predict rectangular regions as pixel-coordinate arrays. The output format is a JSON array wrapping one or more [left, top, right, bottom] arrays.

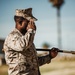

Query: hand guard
[[49, 47, 59, 59]]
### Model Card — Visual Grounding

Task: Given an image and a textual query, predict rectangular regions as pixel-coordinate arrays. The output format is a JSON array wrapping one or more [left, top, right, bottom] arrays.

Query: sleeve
[[5, 29, 35, 51], [38, 54, 52, 66]]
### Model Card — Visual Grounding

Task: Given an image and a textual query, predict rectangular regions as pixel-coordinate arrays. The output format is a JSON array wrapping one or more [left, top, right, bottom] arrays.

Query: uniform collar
[[14, 28, 23, 36]]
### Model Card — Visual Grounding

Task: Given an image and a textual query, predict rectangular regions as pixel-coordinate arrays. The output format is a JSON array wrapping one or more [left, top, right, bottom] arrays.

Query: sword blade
[[36, 48, 75, 54]]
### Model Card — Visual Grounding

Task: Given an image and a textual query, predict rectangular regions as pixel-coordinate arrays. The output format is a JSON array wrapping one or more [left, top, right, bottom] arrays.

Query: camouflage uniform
[[3, 28, 51, 75]]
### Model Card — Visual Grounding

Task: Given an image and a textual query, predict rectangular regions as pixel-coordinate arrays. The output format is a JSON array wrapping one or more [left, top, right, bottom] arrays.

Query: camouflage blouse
[[3, 28, 51, 75]]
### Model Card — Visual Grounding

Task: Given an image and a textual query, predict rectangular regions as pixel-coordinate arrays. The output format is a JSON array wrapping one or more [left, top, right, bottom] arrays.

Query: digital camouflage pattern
[[3, 28, 51, 75], [15, 8, 37, 21]]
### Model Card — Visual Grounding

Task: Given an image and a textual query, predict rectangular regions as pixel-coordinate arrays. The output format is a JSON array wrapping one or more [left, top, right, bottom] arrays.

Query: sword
[[36, 48, 75, 54]]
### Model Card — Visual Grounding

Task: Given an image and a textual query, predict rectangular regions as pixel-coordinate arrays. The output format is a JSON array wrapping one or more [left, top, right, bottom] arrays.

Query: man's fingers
[[27, 21, 36, 30], [30, 19, 34, 25]]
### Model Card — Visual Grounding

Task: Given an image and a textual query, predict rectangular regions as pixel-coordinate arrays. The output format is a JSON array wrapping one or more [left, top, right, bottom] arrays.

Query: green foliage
[[42, 42, 50, 49]]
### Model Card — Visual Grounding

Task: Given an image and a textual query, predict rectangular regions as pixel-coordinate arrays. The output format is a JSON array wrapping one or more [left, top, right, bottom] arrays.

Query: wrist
[[27, 29, 36, 33], [49, 52, 53, 59]]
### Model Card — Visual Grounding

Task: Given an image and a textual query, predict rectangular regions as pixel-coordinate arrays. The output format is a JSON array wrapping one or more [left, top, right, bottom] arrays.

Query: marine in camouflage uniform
[[3, 8, 58, 75]]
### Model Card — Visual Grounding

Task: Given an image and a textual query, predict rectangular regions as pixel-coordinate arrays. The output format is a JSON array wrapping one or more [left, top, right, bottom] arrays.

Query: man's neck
[[20, 29, 27, 35], [16, 27, 27, 35]]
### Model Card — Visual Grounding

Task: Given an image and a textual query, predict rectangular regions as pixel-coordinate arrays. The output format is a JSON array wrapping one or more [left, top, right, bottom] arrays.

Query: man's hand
[[49, 47, 59, 59], [26, 19, 36, 31]]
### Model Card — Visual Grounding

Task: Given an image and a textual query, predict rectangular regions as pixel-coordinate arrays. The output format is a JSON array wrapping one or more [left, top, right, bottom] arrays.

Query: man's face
[[21, 19, 29, 30]]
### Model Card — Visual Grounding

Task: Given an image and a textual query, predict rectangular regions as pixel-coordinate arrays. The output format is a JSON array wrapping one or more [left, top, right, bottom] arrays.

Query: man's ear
[[19, 21, 23, 25]]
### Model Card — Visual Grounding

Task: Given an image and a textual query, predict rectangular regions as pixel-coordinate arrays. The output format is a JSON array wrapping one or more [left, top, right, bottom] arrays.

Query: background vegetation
[[0, 55, 75, 75]]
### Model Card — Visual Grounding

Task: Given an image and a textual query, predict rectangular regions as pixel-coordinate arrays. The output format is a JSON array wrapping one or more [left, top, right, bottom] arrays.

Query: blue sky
[[0, 0, 75, 50]]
